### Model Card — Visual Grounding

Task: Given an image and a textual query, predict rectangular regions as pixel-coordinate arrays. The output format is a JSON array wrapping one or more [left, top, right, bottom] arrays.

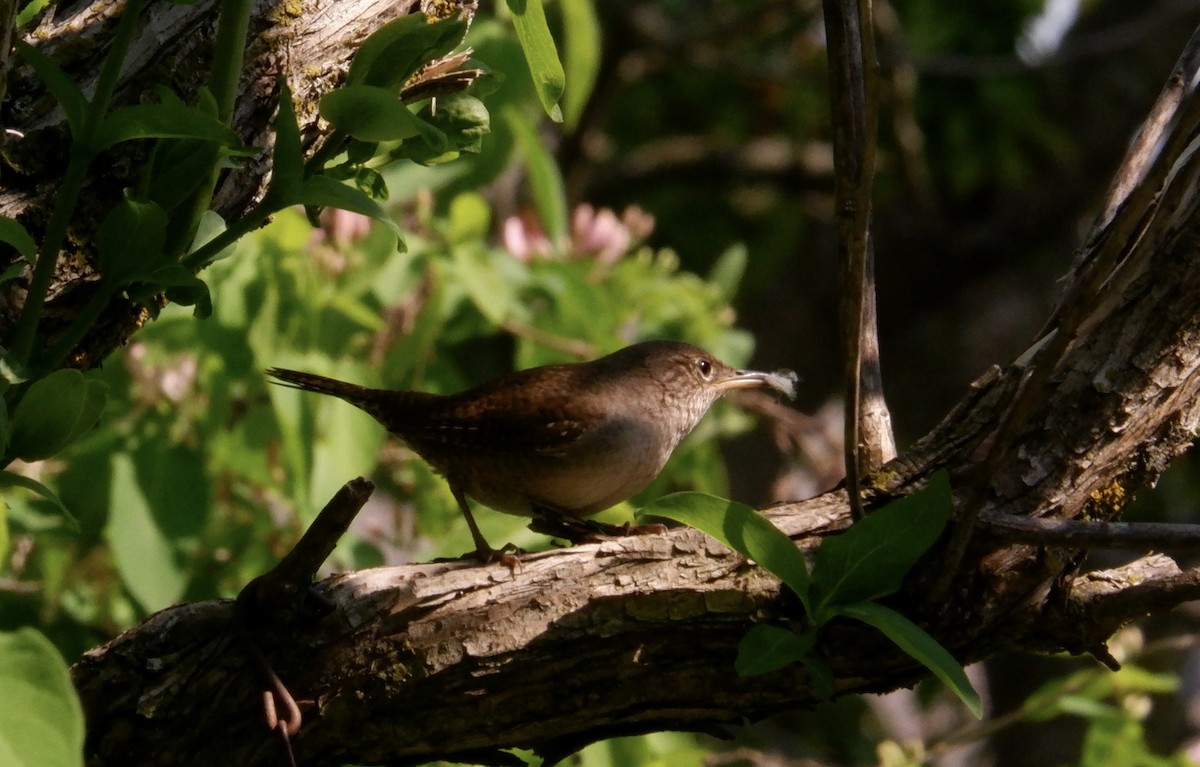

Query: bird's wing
[[403, 367, 602, 457]]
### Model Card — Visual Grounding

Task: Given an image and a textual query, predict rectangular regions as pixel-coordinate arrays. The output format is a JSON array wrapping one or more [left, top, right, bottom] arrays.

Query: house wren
[[267, 340, 797, 560]]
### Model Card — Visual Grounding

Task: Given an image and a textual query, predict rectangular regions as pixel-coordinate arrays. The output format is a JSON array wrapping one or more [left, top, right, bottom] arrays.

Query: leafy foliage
[[640, 472, 981, 716]]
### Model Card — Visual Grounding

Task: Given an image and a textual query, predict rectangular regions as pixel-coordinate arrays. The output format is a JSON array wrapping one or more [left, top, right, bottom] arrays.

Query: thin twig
[[822, 0, 887, 520], [980, 512, 1200, 550], [259, 476, 376, 589]]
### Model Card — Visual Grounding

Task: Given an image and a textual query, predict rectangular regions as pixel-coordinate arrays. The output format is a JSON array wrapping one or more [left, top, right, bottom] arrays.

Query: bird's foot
[[477, 542, 523, 571], [529, 514, 668, 544], [577, 521, 669, 543], [434, 541, 523, 570]]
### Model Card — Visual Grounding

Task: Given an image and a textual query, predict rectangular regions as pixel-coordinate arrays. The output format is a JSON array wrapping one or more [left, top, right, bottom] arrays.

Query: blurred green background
[[7, 1, 1200, 765]]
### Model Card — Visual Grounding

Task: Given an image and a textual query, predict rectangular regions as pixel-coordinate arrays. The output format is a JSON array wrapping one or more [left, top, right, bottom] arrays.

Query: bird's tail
[[265, 368, 443, 432], [266, 367, 389, 416]]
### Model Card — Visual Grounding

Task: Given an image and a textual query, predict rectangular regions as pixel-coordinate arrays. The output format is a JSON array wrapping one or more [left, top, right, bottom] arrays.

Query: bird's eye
[[696, 358, 713, 379]]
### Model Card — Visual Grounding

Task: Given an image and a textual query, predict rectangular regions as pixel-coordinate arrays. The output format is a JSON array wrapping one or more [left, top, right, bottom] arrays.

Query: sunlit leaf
[[107, 453, 188, 610], [294, 175, 404, 249], [349, 15, 467, 92], [320, 85, 425, 142], [0, 628, 84, 767], [406, 94, 489, 165], [506, 0, 565, 121]]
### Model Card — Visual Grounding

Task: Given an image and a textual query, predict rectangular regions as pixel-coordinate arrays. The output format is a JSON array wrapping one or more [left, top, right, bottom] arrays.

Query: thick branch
[[74, 496, 1196, 767]]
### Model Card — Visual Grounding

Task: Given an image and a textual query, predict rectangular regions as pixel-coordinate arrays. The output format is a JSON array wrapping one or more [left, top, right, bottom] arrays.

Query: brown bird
[[267, 340, 797, 560]]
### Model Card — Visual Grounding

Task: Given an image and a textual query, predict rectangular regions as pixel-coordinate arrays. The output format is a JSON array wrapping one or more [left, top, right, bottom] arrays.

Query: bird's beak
[[716, 368, 799, 399]]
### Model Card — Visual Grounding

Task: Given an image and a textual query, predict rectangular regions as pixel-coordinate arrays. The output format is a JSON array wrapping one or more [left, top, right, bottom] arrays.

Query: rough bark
[[7, 2, 1200, 766], [0, 0, 415, 367]]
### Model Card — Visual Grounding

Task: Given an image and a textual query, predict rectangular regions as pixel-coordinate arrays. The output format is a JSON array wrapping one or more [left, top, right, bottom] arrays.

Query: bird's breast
[[452, 414, 677, 517]]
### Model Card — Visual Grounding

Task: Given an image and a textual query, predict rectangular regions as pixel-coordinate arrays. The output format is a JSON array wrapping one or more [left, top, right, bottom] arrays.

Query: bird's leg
[[450, 484, 520, 568]]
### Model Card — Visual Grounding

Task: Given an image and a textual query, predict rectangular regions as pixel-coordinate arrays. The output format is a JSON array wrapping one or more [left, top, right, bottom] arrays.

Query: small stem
[[980, 512, 1200, 550], [83, 0, 144, 139], [8, 150, 90, 364], [304, 130, 350, 176], [210, 0, 253, 122], [164, 0, 255, 258], [180, 196, 278, 271]]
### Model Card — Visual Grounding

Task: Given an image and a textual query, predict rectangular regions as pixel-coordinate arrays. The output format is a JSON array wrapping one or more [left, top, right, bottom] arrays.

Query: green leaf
[[269, 82, 304, 201], [144, 139, 222, 212], [735, 624, 813, 676], [560, 0, 601, 131], [95, 199, 169, 286], [708, 244, 747, 302], [142, 266, 213, 318], [505, 105, 568, 241], [349, 15, 468, 92], [837, 601, 982, 718], [0, 217, 36, 261], [188, 210, 233, 264], [0, 471, 78, 527], [0, 263, 25, 286], [93, 103, 247, 151], [427, 94, 490, 154], [7, 369, 87, 461], [1080, 710, 1150, 767], [346, 139, 379, 164], [107, 453, 189, 610], [14, 41, 86, 138], [639, 492, 811, 612], [403, 94, 490, 165], [448, 192, 491, 244], [0, 628, 85, 767], [506, 0, 565, 121], [811, 471, 952, 617], [294, 175, 405, 249], [802, 652, 835, 700], [16, 0, 53, 26], [353, 167, 389, 200], [320, 85, 426, 142], [64, 378, 107, 444], [451, 245, 516, 324]]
